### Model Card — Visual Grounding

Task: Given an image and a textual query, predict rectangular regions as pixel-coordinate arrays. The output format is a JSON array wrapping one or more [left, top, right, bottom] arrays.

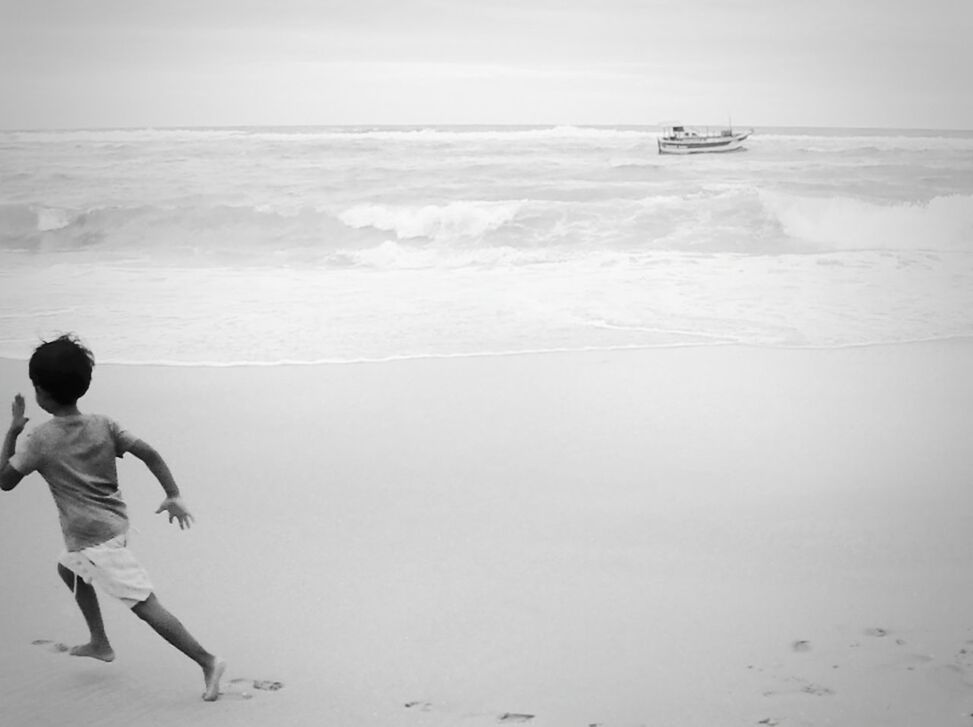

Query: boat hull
[[657, 131, 751, 155]]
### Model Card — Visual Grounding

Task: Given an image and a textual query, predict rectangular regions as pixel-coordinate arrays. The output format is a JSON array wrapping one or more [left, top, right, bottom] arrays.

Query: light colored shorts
[[58, 533, 154, 608]]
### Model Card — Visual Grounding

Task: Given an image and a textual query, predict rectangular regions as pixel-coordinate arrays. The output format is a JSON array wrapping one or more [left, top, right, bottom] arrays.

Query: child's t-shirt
[[10, 414, 138, 551]]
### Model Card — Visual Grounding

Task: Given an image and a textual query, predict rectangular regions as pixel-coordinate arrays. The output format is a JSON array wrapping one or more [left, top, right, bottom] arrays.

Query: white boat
[[657, 123, 752, 154]]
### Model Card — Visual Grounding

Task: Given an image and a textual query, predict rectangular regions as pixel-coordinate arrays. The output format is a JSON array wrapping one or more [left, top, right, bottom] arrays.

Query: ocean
[[1, 125, 972, 365]]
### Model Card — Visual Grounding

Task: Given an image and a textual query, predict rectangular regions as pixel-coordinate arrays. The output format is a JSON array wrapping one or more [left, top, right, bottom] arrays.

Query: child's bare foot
[[202, 656, 226, 701], [68, 642, 115, 662]]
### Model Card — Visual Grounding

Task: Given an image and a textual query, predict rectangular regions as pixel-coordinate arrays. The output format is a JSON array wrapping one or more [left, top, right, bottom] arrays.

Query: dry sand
[[1, 342, 972, 727]]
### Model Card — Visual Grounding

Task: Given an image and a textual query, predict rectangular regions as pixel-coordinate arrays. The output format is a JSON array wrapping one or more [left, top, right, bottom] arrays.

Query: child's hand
[[10, 394, 28, 433], [155, 496, 195, 530]]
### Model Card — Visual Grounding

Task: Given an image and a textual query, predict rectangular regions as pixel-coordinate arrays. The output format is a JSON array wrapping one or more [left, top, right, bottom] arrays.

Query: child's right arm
[[0, 395, 28, 491], [127, 439, 195, 529]]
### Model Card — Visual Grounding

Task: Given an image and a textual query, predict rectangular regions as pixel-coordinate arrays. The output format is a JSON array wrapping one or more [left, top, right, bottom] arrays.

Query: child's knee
[[130, 592, 159, 620], [57, 563, 76, 586]]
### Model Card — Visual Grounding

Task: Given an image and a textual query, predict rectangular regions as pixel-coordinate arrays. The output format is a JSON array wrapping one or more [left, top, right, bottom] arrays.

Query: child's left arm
[[127, 439, 195, 529], [0, 395, 29, 491]]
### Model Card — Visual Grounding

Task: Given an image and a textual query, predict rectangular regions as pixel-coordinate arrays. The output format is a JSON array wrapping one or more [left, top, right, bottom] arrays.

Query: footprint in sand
[[31, 639, 70, 653], [253, 679, 284, 691], [800, 683, 836, 697], [222, 677, 284, 700], [403, 703, 534, 723], [229, 677, 284, 692], [763, 676, 835, 698], [955, 644, 973, 667]]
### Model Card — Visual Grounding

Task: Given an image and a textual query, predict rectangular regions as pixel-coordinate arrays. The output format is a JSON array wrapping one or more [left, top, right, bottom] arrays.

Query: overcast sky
[[1, 0, 971, 130]]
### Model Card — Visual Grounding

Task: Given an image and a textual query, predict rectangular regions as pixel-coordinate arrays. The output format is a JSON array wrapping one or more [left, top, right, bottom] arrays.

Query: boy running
[[0, 334, 225, 701]]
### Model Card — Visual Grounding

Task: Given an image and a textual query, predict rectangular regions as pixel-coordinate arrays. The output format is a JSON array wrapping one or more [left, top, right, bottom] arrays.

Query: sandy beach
[[1, 342, 972, 727]]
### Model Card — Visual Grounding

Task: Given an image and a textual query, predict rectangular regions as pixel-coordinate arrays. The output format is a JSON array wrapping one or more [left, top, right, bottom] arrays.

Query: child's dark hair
[[29, 334, 95, 405]]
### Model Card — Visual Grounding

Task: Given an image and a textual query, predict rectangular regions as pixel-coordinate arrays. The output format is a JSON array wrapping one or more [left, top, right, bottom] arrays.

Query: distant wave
[[0, 125, 653, 145], [5, 126, 971, 150], [755, 133, 973, 153], [0, 202, 384, 254]]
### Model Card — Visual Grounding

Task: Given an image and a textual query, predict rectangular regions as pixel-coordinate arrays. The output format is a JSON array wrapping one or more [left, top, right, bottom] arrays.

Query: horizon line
[[2, 122, 972, 134]]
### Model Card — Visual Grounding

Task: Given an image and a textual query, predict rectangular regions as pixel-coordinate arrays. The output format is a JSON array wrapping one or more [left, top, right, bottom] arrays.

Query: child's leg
[[56, 563, 115, 662], [130, 593, 225, 700]]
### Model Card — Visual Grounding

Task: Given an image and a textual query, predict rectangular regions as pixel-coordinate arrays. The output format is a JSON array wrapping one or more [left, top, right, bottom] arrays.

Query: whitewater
[[1, 125, 972, 364]]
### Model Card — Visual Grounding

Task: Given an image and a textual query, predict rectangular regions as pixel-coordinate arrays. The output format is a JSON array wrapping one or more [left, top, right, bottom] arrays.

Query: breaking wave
[[339, 200, 524, 241], [3, 190, 971, 263], [759, 191, 973, 251]]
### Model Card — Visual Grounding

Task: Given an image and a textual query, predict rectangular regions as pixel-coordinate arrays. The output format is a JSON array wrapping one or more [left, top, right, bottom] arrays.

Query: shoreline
[[4, 335, 973, 369]]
